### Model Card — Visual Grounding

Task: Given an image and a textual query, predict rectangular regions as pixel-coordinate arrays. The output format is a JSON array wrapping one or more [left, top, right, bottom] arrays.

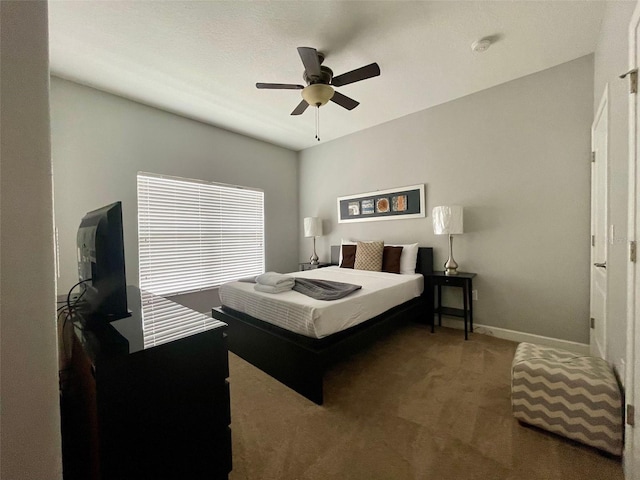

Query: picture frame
[[337, 184, 425, 223], [361, 199, 375, 214]]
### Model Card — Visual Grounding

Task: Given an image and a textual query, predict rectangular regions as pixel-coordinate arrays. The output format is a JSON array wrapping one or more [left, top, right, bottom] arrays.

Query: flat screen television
[[76, 201, 129, 321]]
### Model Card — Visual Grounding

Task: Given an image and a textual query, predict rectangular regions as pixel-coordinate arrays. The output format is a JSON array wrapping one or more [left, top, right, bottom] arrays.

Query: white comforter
[[218, 266, 423, 339]]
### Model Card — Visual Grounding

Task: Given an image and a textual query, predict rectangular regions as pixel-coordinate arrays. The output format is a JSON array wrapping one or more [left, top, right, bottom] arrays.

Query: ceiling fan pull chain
[[315, 106, 320, 141]]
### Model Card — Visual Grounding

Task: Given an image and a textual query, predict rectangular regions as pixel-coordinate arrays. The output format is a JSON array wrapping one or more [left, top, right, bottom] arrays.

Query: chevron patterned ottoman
[[511, 342, 623, 455]]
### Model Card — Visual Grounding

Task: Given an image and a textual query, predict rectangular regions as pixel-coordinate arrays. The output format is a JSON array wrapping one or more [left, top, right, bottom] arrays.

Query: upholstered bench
[[511, 342, 623, 455]]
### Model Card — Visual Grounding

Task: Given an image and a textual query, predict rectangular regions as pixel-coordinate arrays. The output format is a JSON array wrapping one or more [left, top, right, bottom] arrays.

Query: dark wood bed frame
[[212, 246, 434, 405]]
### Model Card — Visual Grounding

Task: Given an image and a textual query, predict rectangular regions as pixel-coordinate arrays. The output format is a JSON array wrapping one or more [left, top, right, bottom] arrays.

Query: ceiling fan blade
[[330, 91, 359, 111], [331, 63, 380, 87], [297, 47, 322, 79], [256, 83, 304, 90], [291, 100, 309, 116]]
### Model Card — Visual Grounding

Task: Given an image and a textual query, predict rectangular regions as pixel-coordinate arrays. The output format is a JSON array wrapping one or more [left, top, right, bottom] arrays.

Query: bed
[[212, 245, 434, 404]]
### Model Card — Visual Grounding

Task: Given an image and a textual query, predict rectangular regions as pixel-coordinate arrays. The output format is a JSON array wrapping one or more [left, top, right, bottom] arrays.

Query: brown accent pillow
[[354, 241, 384, 271], [340, 244, 356, 268], [382, 246, 403, 274]]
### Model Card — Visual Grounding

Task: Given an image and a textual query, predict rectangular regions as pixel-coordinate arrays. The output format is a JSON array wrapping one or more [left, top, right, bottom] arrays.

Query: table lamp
[[303, 217, 323, 265], [432, 206, 464, 275]]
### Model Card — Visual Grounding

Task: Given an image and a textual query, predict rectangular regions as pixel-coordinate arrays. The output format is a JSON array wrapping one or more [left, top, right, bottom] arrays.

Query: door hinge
[[628, 404, 635, 426], [590, 317, 595, 329], [620, 68, 638, 94], [591, 235, 595, 247], [631, 241, 637, 263], [591, 151, 596, 163]]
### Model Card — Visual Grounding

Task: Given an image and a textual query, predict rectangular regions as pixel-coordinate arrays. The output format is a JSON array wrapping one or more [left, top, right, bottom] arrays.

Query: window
[[137, 172, 264, 296]]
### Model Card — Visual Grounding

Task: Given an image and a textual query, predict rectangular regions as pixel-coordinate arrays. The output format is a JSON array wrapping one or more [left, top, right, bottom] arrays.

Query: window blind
[[137, 172, 264, 296]]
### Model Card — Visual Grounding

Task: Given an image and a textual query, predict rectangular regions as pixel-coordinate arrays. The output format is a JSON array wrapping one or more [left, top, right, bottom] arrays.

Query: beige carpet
[[228, 323, 624, 480]]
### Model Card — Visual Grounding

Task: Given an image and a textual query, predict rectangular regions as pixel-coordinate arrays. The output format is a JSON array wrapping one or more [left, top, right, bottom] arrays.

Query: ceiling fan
[[256, 47, 381, 116]]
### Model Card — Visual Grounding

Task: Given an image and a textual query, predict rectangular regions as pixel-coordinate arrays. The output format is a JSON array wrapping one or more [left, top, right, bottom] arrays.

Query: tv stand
[[61, 286, 231, 480]]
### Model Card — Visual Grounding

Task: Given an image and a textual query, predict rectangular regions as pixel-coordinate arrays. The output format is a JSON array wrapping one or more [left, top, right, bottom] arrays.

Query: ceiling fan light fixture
[[301, 84, 334, 107]]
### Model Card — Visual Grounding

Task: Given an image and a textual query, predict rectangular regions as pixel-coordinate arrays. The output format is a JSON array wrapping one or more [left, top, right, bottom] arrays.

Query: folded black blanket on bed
[[292, 278, 362, 300]]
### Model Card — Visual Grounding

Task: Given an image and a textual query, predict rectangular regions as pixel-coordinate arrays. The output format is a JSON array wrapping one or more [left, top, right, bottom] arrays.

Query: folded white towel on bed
[[238, 275, 258, 283], [254, 283, 294, 294], [255, 272, 295, 288]]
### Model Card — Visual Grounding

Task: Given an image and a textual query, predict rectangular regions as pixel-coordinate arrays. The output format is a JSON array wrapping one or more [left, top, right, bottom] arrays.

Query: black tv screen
[[77, 201, 129, 321]]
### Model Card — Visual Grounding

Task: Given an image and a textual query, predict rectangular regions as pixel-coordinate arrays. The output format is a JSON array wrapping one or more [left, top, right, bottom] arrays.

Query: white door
[[591, 88, 609, 359], [627, 1, 640, 476]]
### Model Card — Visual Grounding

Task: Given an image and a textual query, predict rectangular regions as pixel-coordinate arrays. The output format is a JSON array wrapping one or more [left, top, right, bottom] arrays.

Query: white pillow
[[386, 242, 419, 274]]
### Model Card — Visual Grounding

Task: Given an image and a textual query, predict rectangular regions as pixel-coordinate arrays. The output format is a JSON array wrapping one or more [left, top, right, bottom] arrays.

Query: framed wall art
[[337, 184, 425, 223]]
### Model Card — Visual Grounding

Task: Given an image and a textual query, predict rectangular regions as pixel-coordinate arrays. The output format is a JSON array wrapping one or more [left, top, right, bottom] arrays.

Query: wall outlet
[[472, 289, 478, 301]]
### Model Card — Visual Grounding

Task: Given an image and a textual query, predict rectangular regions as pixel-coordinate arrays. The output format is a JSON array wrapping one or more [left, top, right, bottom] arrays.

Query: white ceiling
[[48, 1, 607, 152]]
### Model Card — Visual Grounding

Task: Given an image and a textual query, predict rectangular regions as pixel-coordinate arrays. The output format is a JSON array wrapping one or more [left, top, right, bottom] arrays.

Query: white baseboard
[[437, 318, 590, 355]]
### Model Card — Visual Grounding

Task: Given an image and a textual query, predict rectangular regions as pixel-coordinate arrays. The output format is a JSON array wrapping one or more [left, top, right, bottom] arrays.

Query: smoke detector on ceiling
[[471, 38, 492, 53]]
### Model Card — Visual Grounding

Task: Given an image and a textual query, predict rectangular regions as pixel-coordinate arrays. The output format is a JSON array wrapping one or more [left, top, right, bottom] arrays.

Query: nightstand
[[427, 271, 476, 340], [299, 262, 331, 271]]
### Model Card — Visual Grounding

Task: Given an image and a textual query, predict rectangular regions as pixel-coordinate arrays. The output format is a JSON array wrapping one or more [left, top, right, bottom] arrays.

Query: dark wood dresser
[[61, 286, 231, 480]]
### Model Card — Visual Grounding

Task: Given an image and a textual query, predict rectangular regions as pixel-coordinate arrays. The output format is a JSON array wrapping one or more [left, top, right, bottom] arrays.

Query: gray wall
[[1, 2, 62, 478], [593, 0, 638, 382], [51, 78, 299, 302], [299, 55, 594, 344]]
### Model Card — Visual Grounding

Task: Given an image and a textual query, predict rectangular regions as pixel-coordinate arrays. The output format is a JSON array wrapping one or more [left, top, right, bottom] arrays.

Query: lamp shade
[[432, 206, 463, 235], [304, 217, 323, 237]]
